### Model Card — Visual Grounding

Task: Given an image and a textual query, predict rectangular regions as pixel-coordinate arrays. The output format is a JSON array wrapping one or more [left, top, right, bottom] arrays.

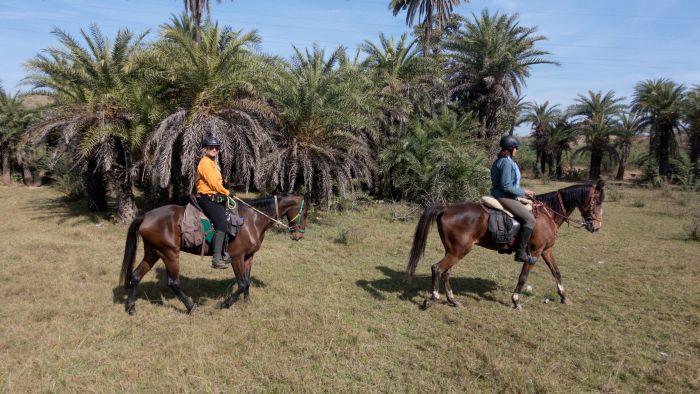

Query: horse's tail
[[405, 205, 445, 285], [120, 215, 144, 288]]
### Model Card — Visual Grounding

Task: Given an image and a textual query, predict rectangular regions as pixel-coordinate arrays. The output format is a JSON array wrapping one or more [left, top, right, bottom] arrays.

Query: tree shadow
[[23, 194, 111, 225], [356, 266, 507, 307], [112, 267, 266, 312]]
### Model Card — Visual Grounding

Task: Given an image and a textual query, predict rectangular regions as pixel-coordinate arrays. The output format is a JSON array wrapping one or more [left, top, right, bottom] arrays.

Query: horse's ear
[[596, 179, 605, 190]]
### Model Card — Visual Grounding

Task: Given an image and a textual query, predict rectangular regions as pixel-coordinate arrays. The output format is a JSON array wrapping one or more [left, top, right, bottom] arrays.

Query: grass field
[[0, 182, 698, 392]]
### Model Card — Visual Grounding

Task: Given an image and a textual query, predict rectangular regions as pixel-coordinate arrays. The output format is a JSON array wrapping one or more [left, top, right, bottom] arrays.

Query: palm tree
[[182, 0, 232, 43], [360, 33, 422, 131], [446, 10, 558, 155], [632, 78, 685, 177], [569, 90, 626, 179], [683, 86, 700, 178], [613, 112, 645, 180], [507, 93, 527, 136], [389, 0, 465, 55], [261, 45, 375, 208], [25, 24, 148, 220], [521, 100, 561, 177], [144, 16, 273, 201], [0, 87, 37, 185], [547, 116, 576, 179]]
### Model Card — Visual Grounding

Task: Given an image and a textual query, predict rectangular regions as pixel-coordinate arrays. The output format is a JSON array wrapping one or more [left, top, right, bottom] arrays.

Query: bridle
[[536, 188, 599, 231], [233, 195, 306, 233], [286, 197, 306, 234]]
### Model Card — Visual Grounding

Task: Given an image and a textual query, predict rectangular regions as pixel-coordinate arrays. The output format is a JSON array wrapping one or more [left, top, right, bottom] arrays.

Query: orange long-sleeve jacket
[[195, 156, 229, 196]]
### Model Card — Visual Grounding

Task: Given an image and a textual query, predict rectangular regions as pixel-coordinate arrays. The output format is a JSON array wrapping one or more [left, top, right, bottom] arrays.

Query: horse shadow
[[112, 267, 266, 312], [356, 266, 507, 307]]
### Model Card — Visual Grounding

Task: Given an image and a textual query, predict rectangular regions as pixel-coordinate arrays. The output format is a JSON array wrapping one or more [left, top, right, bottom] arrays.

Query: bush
[[48, 157, 84, 201], [379, 107, 490, 205], [605, 186, 624, 202]]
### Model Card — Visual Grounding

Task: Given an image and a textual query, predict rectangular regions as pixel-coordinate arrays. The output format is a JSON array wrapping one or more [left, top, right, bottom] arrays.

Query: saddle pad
[[480, 196, 514, 217]]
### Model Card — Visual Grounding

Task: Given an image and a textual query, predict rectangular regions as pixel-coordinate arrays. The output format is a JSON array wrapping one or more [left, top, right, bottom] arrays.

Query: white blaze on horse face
[[432, 291, 441, 300]]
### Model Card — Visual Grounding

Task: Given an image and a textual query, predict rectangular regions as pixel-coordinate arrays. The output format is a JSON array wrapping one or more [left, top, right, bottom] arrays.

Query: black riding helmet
[[202, 135, 222, 148], [499, 135, 520, 150]]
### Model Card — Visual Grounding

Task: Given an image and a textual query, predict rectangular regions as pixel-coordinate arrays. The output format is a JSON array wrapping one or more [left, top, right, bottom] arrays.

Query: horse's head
[[580, 180, 605, 232], [283, 195, 308, 241]]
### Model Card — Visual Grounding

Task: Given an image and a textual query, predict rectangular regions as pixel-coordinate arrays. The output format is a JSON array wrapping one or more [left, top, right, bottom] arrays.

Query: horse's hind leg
[[424, 254, 460, 309], [126, 243, 160, 315], [162, 251, 196, 314], [442, 268, 462, 307], [542, 248, 569, 304]]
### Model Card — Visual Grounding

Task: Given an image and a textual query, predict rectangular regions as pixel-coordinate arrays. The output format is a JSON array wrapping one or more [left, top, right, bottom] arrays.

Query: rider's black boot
[[514, 227, 537, 265], [211, 230, 230, 269]]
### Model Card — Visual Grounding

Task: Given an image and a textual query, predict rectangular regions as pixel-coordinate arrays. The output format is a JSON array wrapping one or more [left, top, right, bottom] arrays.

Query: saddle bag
[[487, 208, 518, 244]]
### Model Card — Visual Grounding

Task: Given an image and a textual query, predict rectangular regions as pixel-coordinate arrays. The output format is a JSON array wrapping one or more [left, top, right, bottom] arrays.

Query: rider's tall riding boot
[[514, 227, 537, 265], [211, 230, 230, 269]]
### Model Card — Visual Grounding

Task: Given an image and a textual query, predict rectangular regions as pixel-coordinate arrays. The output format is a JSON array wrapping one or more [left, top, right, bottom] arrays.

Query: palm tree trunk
[[589, 149, 603, 180], [22, 164, 33, 186], [2, 148, 11, 185], [555, 152, 563, 179], [689, 127, 700, 178], [616, 143, 630, 181], [32, 169, 46, 186], [657, 124, 672, 177], [83, 157, 108, 211], [115, 171, 138, 222]]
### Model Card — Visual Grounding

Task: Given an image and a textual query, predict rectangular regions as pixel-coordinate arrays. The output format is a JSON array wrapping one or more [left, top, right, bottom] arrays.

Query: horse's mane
[[535, 183, 601, 216], [241, 196, 277, 216]]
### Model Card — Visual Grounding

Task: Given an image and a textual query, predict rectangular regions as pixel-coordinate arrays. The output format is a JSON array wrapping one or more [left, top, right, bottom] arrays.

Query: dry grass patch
[[0, 183, 698, 392]]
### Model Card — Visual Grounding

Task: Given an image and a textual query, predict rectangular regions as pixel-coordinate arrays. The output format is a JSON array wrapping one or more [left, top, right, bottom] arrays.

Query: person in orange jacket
[[195, 135, 231, 269]]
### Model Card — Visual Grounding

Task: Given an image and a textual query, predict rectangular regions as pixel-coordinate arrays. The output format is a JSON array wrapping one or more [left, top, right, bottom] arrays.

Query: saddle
[[479, 196, 532, 245], [180, 196, 245, 250]]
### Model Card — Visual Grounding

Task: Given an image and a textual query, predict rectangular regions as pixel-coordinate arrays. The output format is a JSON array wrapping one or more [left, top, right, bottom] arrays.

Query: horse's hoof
[[187, 303, 197, 315], [423, 298, 434, 309], [561, 299, 572, 305], [512, 304, 523, 311], [243, 298, 251, 305], [449, 300, 463, 308], [126, 305, 136, 315]]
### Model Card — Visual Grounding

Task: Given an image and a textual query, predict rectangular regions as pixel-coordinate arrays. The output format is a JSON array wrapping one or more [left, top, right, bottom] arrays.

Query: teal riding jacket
[[490, 156, 525, 199]]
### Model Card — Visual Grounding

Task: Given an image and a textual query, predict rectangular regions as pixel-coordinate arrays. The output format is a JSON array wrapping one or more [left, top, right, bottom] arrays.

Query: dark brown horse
[[119, 195, 308, 315], [406, 181, 605, 309]]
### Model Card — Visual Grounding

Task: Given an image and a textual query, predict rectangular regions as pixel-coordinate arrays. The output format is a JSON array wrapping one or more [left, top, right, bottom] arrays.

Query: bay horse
[[406, 181, 605, 309], [119, 195, 308, 315]]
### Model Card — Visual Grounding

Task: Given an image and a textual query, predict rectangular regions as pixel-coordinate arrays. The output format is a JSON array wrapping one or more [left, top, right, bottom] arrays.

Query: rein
[[536, 191, 587, 229], [232, 195, 304, 232]]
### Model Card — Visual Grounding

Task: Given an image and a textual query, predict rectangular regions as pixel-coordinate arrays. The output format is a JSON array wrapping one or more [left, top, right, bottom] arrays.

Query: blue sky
[[2, 0, 700, 134]]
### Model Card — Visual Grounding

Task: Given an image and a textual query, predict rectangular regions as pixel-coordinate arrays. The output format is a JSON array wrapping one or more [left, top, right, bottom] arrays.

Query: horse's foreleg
[[425, 254, 460, 309], [512, 262, 536, 310], [163, 252, 196, 314], [221, 256, 246, 309], [126, 244, 159, 315], [542, 249, 569, 304]]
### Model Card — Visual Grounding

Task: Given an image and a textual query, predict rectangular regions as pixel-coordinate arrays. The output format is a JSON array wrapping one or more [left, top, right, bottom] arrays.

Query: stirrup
[[515, 253, 537, 265]]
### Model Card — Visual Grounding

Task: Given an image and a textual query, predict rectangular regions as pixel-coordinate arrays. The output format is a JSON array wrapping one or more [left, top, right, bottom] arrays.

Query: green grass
[[0, 183, 698, 392]]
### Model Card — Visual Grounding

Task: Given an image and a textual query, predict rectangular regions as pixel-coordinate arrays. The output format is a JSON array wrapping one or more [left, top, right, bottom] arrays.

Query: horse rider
[[490, 135, 537, 264], [196, 135, 231, 269]]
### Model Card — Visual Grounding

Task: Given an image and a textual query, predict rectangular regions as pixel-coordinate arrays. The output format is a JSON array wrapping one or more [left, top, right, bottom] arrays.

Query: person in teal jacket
[[490, 135, 537, 264]]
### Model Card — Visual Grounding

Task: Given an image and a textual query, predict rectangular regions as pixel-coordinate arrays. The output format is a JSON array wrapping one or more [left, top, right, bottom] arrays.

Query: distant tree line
[[0, 1, 697, 221]]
